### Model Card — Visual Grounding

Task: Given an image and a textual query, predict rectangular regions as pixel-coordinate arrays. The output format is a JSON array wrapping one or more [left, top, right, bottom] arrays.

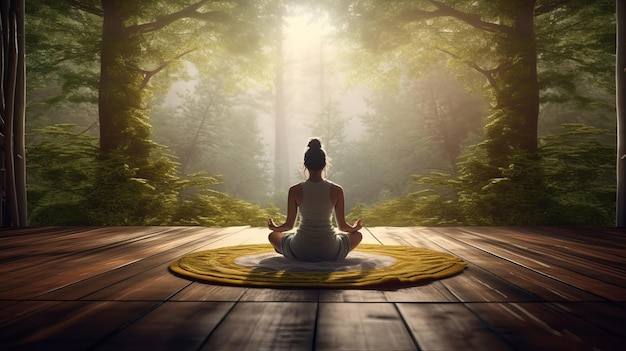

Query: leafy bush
[[348, 124, 615, 226], [27, 124, 280, 226]]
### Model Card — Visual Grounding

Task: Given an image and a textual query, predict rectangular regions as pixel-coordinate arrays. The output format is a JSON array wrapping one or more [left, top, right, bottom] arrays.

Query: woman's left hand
[[268, 218, 279, 231]]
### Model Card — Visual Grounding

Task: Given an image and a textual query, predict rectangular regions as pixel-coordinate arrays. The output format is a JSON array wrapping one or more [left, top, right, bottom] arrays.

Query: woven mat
[[169, 244, 466, 288]]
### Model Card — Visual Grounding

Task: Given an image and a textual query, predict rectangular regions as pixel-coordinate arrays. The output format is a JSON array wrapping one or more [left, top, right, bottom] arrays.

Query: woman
[[268, 138, 363, 262]]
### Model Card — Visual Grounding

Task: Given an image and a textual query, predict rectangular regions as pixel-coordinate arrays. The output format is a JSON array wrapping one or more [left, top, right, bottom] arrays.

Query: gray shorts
[[280, 232, 350, 262]]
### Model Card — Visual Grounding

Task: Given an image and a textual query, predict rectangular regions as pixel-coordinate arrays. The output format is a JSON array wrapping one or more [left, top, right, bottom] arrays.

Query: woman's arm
[[268, 184, 300, 232], [332, 184, 362, 233]]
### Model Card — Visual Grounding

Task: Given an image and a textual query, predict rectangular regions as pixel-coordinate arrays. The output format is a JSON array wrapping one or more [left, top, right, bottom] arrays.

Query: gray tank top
[[298, 179, 334, 233]]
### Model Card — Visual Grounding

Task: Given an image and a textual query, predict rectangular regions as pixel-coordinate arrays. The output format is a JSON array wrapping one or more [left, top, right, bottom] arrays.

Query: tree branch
[[435, 47, 505, 97], [137, 48, 198, 90], [125, 0, 229, 35], [535, 0, 571, 16], [399, 0, 512, 34], [64, 0, 103, 17]]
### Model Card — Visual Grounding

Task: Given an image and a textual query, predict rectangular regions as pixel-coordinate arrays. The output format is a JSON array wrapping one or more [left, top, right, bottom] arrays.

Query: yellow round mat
[[169, 244, 467, 288]]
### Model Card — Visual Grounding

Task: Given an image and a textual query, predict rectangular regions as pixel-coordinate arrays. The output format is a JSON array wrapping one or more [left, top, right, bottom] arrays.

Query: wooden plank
[[0, 301, 154, 350], [170, 283, 247, 302], [365, 227, 459, 303], [2, 226, 626, 351], [0, 301, 63, 328], [0, 227, 228, 299], [397, 303, 515, 350], [204, 226, 264, 248], [0, 227, 205, 295], [434, 227, 626, 300], [239, 227, 274, 245], [466, 302, 626, 350], [535, 226, 626, 251], [95, 301, 235, 351], [383, 285, 457, 303], [500, 227, 626, 261], [0, 226, 178, 270], [0, 226, 92, 239], [239, 289, 318, 302], [198, 302, 317, 351], [549, 302, 626, 337], [81, 264, 191, 301], [515, 227, 626, 273], [34, 227, 244, 301], [475, 227, 626, 279], [315, 302, 418, 351], [368, 227, 540, 303], [422, 227, 606, 301], [65, 227, 271, 302], [318, 289, 387, 302], [172, 226, 318, 303]]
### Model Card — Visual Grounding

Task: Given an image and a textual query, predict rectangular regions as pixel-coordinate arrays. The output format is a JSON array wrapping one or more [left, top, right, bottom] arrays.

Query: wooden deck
[[0, 226, 625, 350]]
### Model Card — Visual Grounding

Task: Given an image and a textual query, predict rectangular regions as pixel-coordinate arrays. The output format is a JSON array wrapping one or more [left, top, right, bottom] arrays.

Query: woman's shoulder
[[327, 179, 342, 188], [288, 183, 304, 194], [328, 181, 343, 193]]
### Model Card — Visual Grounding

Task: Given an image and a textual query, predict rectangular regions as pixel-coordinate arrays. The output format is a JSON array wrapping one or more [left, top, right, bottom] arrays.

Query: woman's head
[[304, 138, 326, 171]]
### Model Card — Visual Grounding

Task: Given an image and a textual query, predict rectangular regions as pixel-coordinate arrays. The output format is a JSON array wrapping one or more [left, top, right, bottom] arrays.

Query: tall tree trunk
[[617, 0, 626, 226], [484, 0, 539, 162], [510, 0, 539, 154], [0, 0, 26, 227], [274, 6, 289, 190], [99, 0, 152, 164]]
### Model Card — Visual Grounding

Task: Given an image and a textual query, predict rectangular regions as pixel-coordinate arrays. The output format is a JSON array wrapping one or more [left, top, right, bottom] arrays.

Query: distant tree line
[[322, 0, 616, 225], [24, 0, 616, 226], [25, 0, 283, 225]]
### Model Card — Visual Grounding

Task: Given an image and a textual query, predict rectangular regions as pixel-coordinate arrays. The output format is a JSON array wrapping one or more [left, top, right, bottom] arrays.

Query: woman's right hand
[[351, 219, 363, 232]]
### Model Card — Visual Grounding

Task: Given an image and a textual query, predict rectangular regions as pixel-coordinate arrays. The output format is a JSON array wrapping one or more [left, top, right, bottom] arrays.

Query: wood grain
[[1, 225, 625, 350]]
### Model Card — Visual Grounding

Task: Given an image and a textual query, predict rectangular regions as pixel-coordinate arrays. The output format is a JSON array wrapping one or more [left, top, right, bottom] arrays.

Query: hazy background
[[24, 1, 616, 227]]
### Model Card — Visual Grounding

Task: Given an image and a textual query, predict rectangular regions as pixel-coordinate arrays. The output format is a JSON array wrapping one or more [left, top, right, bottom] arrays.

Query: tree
[[27, 0, 275, 170], [24, 0, 279, 224], [327, 0, 615, 224], [306, 101, 349, 157], [152, 76, 270, 204], [333, 70, 482, 207], [96, 1, 270, 160], [1, 0, 27, 227], [617, 0, 626, 226]]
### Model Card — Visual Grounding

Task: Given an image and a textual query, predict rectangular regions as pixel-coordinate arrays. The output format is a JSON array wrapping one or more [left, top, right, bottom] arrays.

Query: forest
[[24, 0, 616, 227]]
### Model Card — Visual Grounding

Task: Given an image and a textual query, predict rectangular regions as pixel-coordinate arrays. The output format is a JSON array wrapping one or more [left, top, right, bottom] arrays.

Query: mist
[[24, 1, 616, 226], [165, 11, 368, 189]]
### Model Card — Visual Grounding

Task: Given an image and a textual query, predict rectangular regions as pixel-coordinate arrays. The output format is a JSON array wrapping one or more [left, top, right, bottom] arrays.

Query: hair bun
[[307, 138, 322, 150]]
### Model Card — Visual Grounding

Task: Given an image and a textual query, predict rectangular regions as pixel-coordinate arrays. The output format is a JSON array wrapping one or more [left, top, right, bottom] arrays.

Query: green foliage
[[24, 1, 618, 227], [26, 124, 99, 225], [25, 0, 280, 226], [27, 125, 277, 226], [354, 124, 615, 226], [535, 0, 615, 105], [347, 190, 464, 227], [173, 190, 284, 227], [330, 1, 616, 226], [539, 124, 615, 225], [454, 124, 615, 225], [25, 0, 102, 97]]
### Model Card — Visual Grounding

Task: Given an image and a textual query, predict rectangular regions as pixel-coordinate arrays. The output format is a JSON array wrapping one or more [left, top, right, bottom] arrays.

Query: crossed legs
[[268, 230, 363, 256], [347, 231, 363, 251], [268, 231, 284, 254]]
